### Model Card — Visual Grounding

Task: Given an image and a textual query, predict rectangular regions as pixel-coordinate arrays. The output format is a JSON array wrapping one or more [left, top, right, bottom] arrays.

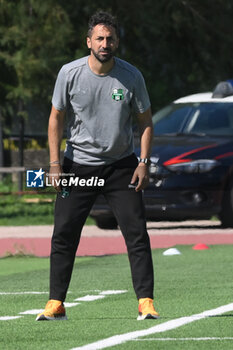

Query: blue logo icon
[[26, 168, 45, 188]]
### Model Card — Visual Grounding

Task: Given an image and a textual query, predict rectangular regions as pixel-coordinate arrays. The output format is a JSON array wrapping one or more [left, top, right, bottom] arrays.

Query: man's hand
[[49, 164, 62, 192], [130, 163, 149, 192]]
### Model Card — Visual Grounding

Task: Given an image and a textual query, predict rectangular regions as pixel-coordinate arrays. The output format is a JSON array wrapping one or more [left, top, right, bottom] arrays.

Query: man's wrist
[[49, 160, 60, 165], [138, 158, 151, 166]]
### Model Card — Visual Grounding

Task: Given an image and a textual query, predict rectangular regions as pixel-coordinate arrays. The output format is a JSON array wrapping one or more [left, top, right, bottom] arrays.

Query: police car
[[91, 81, 233, 228]]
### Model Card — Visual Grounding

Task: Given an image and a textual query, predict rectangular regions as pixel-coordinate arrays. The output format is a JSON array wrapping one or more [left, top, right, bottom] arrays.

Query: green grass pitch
[[0, 245, 232, 350]]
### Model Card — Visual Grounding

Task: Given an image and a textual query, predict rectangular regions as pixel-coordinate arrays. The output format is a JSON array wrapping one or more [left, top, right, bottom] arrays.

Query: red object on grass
[[192, 243, 210, 250]]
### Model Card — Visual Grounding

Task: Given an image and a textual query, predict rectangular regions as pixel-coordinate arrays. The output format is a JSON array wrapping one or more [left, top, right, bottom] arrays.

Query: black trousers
[[50, 154, 154, 301]]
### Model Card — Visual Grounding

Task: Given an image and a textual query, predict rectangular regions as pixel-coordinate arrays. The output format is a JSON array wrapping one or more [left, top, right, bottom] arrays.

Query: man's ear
[[87, 36, 91, 49]]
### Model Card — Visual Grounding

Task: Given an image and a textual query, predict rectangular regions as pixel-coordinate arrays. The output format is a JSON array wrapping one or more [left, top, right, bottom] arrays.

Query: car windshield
[[152, 102, 233, 136]]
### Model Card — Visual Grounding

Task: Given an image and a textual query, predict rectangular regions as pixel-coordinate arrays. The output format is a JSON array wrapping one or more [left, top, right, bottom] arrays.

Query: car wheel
[[219, 180, 233, 228], [95, 216, 118, 229]]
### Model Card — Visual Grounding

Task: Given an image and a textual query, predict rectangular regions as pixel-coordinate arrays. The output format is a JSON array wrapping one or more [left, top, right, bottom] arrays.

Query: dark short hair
[[87, 11, 119, 37]]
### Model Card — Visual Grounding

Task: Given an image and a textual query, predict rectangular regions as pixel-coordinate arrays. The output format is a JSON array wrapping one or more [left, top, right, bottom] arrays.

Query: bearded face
[[87, 24, 119, 64]]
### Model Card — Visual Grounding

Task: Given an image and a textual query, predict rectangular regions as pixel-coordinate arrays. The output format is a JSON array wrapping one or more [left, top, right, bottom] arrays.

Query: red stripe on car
[[215, 151, 233, 160], [163, 144, 216, 166]]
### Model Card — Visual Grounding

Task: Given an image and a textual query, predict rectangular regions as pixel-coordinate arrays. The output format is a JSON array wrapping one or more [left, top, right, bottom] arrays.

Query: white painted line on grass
[[76, 290, 101, 293], [132, 337, 233, 341], [19, 303, 80, 315], [0, 290, 124, 321], [99, 290, 127, 295], [64, 302, 80, 308], [0, 316, 22, 321], [19, 309, 43, 315], [75, 295, 105, 302], [0, 291, 48, 295], [70, 302, 233, 350]]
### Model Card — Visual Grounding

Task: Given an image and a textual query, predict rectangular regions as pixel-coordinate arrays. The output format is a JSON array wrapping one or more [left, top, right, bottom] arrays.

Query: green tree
[[0, 0, 72, 169]]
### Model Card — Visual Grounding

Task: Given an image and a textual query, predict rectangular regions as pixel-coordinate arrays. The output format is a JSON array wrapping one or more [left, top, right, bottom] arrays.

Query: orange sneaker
[[36, 299, 67, 321], [137, 298, 159, 320]]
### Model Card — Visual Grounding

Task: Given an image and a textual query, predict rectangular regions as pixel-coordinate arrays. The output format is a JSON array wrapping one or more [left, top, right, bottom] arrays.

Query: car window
[[152, 102, 233, 136], [152, 105, 192, 135], [185, 103, 233, 135]]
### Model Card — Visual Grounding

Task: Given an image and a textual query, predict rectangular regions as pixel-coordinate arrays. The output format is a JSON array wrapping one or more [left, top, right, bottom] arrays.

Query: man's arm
[[130, 107, 153, 192], [48, 105, 65, 191]]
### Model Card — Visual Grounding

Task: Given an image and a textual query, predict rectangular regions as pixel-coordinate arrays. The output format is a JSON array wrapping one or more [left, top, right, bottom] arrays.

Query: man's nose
[[102, 38, 109, 48]]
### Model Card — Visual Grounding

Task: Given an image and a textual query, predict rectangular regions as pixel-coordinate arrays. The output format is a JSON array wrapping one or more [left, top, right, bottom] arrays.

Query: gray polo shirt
[[52, 56, 150, 165]]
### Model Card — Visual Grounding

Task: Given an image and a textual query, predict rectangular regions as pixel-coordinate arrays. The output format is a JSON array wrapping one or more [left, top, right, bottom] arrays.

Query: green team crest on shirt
[[112, 88, 124, 101]]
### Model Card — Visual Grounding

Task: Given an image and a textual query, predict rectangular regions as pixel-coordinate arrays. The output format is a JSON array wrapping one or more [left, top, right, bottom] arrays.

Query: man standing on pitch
[[36, 11, 159, 321]]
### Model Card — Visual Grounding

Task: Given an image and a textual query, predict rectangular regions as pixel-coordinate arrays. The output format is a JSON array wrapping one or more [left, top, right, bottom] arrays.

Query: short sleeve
[[131, 71, 151, 114], [51, 66, 69, 111]]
